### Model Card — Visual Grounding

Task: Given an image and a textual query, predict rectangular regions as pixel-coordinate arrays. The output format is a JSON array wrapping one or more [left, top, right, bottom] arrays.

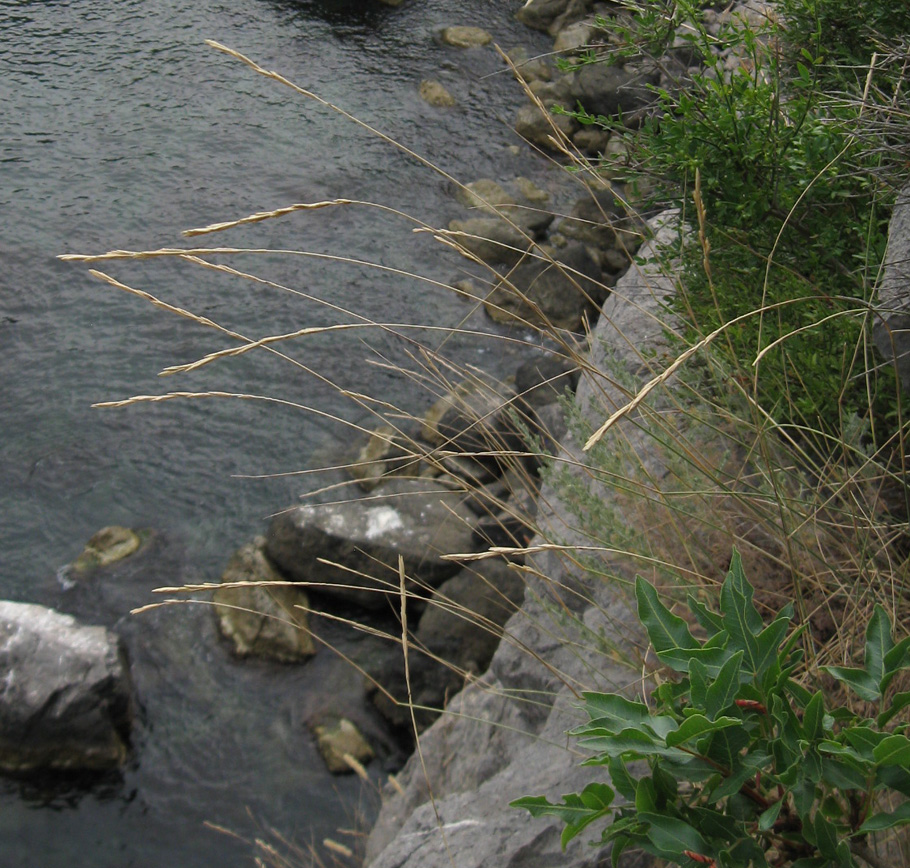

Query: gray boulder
[[484, 242, 605, 330], [0, 601, 133, 773], [265, 478, 479, 610], [421, 372, 527, 476], [516, 0, 591, 34], [447, 217, 533, 267], [874, 183, 910, 392], [570, 62, 659, 119], [368, 558, 527, 733]]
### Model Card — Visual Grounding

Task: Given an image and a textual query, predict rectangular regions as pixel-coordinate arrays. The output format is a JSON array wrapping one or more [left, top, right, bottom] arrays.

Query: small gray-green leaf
[[705, 651, 744, 719], [759, 800, 783, 831], [666, 714, 741, 748], [824, 665, 880, 702], [638, 812, 708, 858], [636, 577, 699, 654], [873, 734, 910, 768], [865, 605, 893, 689], [859, 800, 910, 833]]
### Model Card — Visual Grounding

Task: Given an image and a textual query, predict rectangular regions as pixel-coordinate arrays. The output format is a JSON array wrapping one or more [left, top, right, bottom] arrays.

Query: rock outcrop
[[874, 183, 910, 392], [362, 214, 680, 868], [0, 601, 133, 773]]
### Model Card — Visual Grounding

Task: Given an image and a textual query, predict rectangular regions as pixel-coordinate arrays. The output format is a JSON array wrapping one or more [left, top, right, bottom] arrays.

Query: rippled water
[[0, 1, 552, 864]]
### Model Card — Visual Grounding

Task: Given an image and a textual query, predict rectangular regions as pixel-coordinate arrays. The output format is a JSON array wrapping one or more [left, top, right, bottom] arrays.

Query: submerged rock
[[0, 601, 133, 773], [312, 716, 375, 775], [419, 80, 456, 108], [446, 217, 532, 267], [265, 479, 478, 610], [72, 525, 143, 574], [214, 541, 317, 663], [439, 26, 492, 48]]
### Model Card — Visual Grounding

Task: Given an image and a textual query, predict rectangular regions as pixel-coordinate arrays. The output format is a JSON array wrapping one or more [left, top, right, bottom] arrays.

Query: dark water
[[0, 1, 552, 864]]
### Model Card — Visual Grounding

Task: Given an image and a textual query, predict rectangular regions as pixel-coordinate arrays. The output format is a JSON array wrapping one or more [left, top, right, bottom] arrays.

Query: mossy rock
[[72, 526, 147, 574], [312, 717, 374, 775]]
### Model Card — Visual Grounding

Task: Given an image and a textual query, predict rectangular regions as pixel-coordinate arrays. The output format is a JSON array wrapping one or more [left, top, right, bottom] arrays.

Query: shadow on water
[[263, 0, 390, 29]]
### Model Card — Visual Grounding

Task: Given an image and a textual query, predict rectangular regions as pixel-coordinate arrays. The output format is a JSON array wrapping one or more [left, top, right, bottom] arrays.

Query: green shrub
[[513, 550, 910, 868], [557, 0, 906, 445]]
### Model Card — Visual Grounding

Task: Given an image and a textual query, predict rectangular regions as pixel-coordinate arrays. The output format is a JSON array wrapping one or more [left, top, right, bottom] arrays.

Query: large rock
[[455, 178, 553, 236], [874, 183, 910, 392], [362, 215, 681, 868], [447, 217, 533, 267], [557, 187, 646, 259], [421, 372, 527, 476], [570, 62, 659, 120], [484, 242, 605, 330], [265, 479, 479, 610], [0, 601, 133, 773], [214, 540, 317, 662], [514, 101, 577, 151], [516, 0, 591, 34], [368, 558, 526, 732]]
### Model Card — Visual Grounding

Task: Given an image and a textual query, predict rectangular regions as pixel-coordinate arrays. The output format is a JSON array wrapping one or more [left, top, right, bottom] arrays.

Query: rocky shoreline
[[13, 1, 909, 866]]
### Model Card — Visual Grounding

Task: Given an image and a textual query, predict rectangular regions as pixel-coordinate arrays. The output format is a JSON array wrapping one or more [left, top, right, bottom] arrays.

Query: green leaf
[[864, 605, 893, 691], [608, 757, 638, 802], [690, 658, 709, 711], [821, 757, 868, 791], [578, 693, 652, 733], [758, 800, 783, 831], [636, 577, 700, 657], [705, 651, 744, 719], [883, 635, 910, 674], [803, 691, 825, 741], [844, 727, 887, 761], [687, 593, 726, 636], [718, 551, 787, 677], [657, 644, 733, 676], [873, 734, 910, 768], [611, 834, 632, 868], [878, 691, 910, 728], [667, 714, 742, 748], [510, 782, 615, 849], [813, 813, 838, 859], [635, 776, 657, 813], [638, 812, 708, 858], [579, 729, 691, 762], [824, 665, 880, 702], [877, 765, 910, 796], [859, 800, 910, 833], [688, 806, 742, 842]]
